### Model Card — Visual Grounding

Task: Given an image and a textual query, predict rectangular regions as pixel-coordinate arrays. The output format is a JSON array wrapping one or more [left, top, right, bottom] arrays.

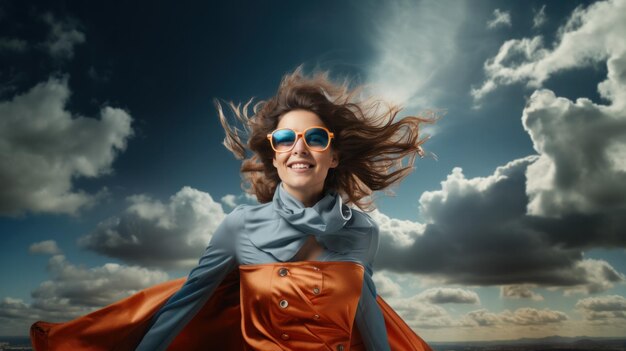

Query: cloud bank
[[79, 187, 227, 269], [0, 77, 133, 216]]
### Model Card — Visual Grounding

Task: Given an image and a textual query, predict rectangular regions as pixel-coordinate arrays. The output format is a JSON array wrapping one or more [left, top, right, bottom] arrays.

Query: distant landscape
[[430, 336, 626, 351], [2, 335, 626, 351]]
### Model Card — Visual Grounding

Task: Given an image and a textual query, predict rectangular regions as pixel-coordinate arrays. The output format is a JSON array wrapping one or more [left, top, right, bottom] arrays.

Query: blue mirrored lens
[[272, 129, 296, 150], [305, 128, 329, 149]]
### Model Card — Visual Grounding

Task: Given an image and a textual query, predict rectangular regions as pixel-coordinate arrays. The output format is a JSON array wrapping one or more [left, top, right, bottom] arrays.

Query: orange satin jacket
[[31, 261, 432, 351]]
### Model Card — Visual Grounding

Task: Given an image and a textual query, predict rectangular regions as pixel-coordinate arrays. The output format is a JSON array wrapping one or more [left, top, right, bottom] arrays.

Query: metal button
[[281, 333, 290, 340], [279, 299, 289, 308], [278, 267, 289, 277], [313, 314, 320, 320], [337, 344, 345, 351], [313, 287, 320, 295]]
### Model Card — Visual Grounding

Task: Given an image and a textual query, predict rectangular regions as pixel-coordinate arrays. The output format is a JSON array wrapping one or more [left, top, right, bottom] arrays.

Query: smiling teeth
[[290, 163, 311, 169]]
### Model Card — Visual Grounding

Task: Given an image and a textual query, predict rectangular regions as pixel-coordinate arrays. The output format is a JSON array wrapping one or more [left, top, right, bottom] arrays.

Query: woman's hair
[[215, 65, 439, 211]]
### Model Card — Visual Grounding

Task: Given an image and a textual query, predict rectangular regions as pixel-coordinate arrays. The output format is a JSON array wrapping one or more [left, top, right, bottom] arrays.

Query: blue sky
[[1, 0, 625, 343]]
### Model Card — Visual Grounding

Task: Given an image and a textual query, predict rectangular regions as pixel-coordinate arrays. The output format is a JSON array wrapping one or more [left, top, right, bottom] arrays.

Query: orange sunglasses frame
[[267, 126, 335, 153]]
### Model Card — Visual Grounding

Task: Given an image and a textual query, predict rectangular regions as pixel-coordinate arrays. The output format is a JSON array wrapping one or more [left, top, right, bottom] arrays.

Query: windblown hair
[[215, 65, 439, 211]]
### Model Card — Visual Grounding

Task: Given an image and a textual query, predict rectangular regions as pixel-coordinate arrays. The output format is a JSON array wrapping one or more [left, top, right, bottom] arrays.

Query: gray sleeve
[[135, 206, 244, 351], [354, 220, 391, 351]]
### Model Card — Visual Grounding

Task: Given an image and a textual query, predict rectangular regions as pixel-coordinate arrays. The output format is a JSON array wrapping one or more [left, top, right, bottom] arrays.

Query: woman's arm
[[356, 269, 392, 351], [135, 206, 244, 351], [354, 215, 392, 351]]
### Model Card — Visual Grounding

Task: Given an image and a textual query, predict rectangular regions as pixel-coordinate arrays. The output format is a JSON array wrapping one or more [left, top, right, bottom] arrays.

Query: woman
[[30, 66, 437, 351]]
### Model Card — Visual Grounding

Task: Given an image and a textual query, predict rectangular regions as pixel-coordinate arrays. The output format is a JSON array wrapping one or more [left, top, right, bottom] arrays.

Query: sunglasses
[[267, 126, 334, 153]]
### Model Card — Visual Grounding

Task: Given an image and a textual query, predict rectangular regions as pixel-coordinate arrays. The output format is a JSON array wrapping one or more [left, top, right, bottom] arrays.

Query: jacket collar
[[272, 182, 352, 235], [245, 182, 353, 262]]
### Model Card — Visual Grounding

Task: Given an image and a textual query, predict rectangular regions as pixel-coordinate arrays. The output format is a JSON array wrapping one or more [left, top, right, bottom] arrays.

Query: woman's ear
[[330, 151, 339, 168]]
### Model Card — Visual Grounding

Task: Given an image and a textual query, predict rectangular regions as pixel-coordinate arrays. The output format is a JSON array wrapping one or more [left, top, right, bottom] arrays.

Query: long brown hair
[[215, 65, 439, 211]]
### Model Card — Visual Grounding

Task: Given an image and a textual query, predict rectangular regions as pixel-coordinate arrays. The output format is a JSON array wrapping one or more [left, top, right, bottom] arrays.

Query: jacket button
[[279, 299, 289, 308], [278, 268, 289, 277], [313, 287, 320, 295], [313, 314, 320, 320], [281, 333, 290, 340], [337, 344, 345, 351]]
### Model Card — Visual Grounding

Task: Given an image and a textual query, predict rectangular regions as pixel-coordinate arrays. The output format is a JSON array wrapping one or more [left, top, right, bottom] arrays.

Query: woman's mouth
[[288, 163, 314, 172]]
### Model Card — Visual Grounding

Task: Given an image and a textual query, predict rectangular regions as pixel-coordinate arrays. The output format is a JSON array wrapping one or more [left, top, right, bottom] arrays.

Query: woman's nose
[[292, 136, 309, 154]]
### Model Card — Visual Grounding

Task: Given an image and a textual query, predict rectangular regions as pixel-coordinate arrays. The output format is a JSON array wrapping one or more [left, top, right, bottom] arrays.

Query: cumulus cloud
[[78, 187, 226, 269], [369, 209, 424, 247], [501, 285, 544, 301], [0, 254, 167, 335], [42, 13, 85, 59], [522, 89, 626, 225], [487, 9, 512, 29], [472, 0, 626, 104], [387, 294, 458, 330], [465, 307, 568, 327], [562, 259, 625, 295], [375, 157, 624, 292], [29, 240, 62, 255], [220, 192, 259, 209], [417, 288, 480, 305], [373, 271, 403, 298], [533, 5, 547, 29], [576, 295, 626, 322], [0, 77, 133, 216], [365, 0, 466, 109]]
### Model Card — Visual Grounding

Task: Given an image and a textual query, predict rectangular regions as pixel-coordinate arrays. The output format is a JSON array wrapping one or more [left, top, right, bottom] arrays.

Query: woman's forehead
[[277, 110, 326, 129]]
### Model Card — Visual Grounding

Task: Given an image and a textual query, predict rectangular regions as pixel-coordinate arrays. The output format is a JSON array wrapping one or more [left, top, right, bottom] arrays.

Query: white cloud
[[369, 208, 424, 247], [473, 0, 626, 106], [533, 5, 547, 29], [42, 13, 85, 59], [373, 271, 403, 298], [221, 194, 237, 208], [0, 77, 133, 216], [365, 0, 466, 109], [78, 187, 226, 269], [220, 192, 258, 209], [465, 307, 568, 327], [29, 240, 62, 255], [487, 9, 512, 29], [576, 295, 626, 322], [523, 88, 626, 218], [417, 287, 480, 304], [387, 294, 458, 329], [501, 285, 544, 301], [0, 255, 168, 335], [562, 259, 625, 296]]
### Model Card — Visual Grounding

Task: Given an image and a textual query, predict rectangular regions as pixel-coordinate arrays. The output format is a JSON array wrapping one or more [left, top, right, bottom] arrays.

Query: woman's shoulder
[[346, 206, 379, 235]]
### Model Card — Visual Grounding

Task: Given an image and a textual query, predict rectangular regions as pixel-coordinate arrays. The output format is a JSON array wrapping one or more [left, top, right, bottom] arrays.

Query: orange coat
[[31, 262, 432, 351]]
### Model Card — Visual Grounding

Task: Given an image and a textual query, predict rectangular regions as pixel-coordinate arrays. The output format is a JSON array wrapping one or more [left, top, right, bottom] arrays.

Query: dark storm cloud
[[372, 156, 624, 290], [417, 288, 480, 305], [367, 0, 626, 290]]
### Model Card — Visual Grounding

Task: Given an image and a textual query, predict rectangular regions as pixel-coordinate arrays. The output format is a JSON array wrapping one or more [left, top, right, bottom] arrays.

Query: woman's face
[[272, 110, 338, 206]]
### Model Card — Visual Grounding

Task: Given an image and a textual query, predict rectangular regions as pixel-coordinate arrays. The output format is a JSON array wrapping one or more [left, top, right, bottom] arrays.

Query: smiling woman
[[30, 65, 438, 351], [218, 65, 438, 211]]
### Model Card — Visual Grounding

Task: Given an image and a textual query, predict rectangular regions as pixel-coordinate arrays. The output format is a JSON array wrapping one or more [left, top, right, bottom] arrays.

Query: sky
[[1, 0, 625, 343]]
